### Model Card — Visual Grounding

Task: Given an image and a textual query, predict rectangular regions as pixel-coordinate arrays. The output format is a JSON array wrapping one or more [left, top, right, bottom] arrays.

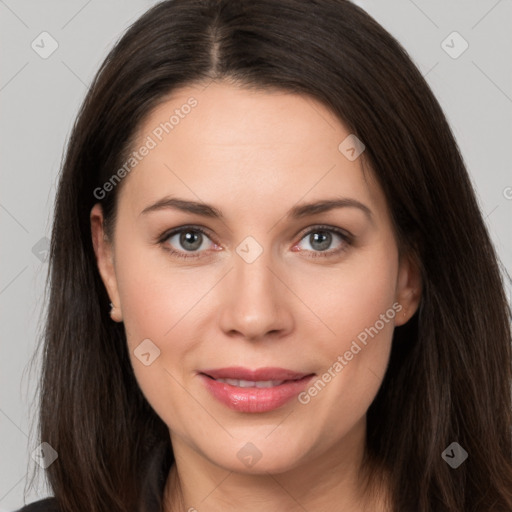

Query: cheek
[[115, 254, 205, 431], [115, 238, 204, 346], [113, 241, 232, 416], [292, 241, 399, 419], [298, 240, 399, 351]]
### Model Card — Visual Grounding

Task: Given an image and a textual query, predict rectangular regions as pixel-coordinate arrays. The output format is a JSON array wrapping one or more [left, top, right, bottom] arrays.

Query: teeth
[[215, 378, 285, 388]]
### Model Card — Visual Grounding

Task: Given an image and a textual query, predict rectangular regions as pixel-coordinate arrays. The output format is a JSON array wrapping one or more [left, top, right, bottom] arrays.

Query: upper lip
[[200, 366, 313, 381]]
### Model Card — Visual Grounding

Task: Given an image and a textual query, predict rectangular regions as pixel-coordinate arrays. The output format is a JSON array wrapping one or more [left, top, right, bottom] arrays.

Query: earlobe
[[394, 251, 422, 326], [109, 302, 123, 323], [90, 203, 123, 322]]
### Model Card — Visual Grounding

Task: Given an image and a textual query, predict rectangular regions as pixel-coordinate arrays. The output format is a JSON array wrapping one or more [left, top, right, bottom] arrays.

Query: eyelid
[[294, 223, 353, 244], [157, 224, 217, 245]]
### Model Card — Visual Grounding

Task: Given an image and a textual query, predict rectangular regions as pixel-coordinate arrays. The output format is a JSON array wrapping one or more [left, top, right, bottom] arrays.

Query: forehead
[[117, 81, 386, 221]]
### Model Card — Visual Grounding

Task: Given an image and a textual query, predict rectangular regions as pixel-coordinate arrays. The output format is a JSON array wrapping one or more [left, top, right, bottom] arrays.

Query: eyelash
[[157, 224, 353, 260]]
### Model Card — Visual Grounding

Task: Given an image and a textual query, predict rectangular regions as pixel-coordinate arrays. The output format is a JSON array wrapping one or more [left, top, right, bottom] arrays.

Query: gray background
[[1, 0, 511, 509]]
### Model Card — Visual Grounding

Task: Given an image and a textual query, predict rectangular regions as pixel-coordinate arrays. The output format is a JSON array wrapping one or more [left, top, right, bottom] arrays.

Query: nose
[[218, 243, 294, 342]]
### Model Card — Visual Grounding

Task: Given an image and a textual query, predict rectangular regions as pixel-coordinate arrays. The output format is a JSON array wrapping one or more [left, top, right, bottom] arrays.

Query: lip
[[199, 366, 315, 413], [201, 366, 311, 381]]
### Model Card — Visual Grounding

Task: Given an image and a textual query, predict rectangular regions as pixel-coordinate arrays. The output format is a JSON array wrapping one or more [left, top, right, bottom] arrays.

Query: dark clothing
[[16, 440, 173, 512], [15, 498, 59, 512]]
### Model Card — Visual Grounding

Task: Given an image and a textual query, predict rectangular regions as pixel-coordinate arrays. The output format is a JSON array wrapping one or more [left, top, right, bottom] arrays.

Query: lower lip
[[200, 374, 315, 413]]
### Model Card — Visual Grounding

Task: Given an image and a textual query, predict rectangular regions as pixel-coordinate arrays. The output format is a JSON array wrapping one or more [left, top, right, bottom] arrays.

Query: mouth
[[198, 367, 315, 413], [204, 377, 293, 388]]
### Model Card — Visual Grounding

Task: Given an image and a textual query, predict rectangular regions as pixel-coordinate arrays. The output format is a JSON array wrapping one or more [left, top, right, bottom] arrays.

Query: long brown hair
[[30, 0, 512, 510]]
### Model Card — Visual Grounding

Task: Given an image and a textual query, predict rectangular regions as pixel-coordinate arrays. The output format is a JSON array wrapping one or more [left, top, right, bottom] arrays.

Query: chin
[[200, 435, 312, 475]]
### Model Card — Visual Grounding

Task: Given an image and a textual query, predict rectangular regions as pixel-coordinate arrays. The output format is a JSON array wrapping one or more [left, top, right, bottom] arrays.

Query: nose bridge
[[232, 234, 280, 308], [218, 234, 291, 339]]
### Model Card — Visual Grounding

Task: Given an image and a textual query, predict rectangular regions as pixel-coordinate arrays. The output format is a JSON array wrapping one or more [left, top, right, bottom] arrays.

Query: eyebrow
[[139, 196, 373, 222]]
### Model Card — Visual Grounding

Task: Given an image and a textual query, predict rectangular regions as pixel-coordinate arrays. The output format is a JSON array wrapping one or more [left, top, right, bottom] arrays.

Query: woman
[[18, 0, 512, 511]]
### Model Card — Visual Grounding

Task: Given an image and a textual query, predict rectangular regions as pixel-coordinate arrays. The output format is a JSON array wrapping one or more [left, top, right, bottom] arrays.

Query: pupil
[[311, 231, 331, 251], [180, 231, 202, 251]]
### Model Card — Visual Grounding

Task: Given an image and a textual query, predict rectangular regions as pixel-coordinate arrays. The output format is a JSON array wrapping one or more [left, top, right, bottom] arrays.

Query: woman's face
[[92, 82, 420, 475]]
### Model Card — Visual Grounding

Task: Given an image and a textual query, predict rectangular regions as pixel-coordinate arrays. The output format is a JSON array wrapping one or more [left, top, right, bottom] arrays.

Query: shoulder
[[15, 497, 59, 512]]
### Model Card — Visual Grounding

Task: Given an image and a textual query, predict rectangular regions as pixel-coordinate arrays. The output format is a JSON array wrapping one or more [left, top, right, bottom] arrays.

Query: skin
[[91, 81, 422, 512]]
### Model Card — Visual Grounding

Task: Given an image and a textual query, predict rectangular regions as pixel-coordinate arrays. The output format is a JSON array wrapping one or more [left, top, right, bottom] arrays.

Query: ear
[[90, 203, 123, 322], [394, 250, 422, 326]]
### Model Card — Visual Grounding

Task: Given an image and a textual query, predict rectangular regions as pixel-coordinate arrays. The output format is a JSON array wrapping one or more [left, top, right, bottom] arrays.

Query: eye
[[159, 226, 219, 260], [294, 225, 352, 258], [158, 224, 353, 260]]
